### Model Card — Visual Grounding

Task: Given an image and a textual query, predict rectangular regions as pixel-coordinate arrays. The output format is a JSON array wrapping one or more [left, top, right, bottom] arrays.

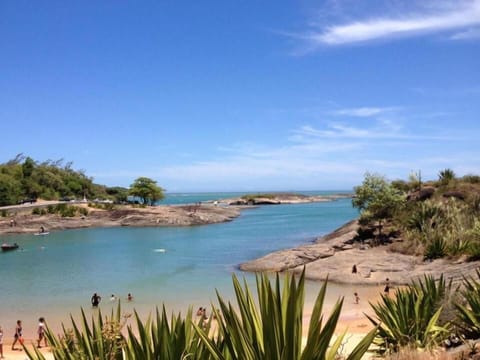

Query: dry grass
[[384, 347, 453, 360]]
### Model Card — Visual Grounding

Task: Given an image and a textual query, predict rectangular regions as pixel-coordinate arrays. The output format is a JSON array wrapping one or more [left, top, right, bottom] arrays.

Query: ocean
[[0, 192, 359, 338]]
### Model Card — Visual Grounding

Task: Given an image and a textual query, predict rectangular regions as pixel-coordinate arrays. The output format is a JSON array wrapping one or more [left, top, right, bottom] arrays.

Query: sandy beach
[[0, 282, 383, 360]]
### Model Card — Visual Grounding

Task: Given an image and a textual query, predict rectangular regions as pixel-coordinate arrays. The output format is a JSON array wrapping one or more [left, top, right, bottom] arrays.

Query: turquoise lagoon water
[[0, 193, 358, 338]]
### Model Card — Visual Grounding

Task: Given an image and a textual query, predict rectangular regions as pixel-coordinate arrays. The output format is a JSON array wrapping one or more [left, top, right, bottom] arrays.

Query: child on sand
[[384, 278, 390, 294], [354, 292, 360, 304]]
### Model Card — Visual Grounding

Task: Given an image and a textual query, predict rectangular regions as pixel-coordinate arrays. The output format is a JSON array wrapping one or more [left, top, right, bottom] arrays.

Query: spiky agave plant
[[367, 275, 449, 354], [455, 269, 480, 339], [194, 269, 377, 360], [124, 305, 211, 360], [25, 303, 125, 360]]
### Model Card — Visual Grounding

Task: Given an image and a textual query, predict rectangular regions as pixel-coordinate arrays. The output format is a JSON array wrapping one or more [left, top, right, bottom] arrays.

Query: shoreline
[[240, 219, 480, 286], [0, 203, 246, 236], [0, 282, 382, 360], [0, 194, 350, 237]]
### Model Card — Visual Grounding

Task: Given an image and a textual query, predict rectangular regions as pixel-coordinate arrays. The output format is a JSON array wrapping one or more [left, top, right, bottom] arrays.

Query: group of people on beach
[[0, 317, 47, 355], [91, 292, 133, 307], [352, 264, 391, 304]]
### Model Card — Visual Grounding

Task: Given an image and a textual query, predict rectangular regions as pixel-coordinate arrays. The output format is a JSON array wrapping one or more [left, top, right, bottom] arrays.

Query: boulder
[[407, 186, 435, 201], [443, 191, 466, 200]]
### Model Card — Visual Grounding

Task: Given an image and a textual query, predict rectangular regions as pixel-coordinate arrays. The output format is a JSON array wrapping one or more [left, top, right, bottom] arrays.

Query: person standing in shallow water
[[91, 293, 101, 307]]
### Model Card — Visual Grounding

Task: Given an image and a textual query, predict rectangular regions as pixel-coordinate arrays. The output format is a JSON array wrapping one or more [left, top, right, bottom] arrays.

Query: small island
[[213, 192, 352, 206]]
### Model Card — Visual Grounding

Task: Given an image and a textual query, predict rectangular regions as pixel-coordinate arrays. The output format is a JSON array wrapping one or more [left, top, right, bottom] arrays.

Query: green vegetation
[[353, 172, 405, 238], [354, 170, 480, 260], [455, 270, 480, 339], [88, 202, 116, 211], [129, 177, 164, 205], [366, 271, 480, 356], [25, 271, 376, 360], [241, 193, 277, 201], [367, 275, 449, 353], [0, 155, 165, 206], [25, 306, 126, 360], [0, 154, 128, 206], [31, 204, 89, 217], [197, 271, 376, 360]]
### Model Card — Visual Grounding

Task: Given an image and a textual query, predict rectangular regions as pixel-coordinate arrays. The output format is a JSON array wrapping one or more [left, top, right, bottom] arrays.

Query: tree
[[353, 172, 405, 237], [106, 186, 129, 203], [0, 173, 22, 206], [22, 157, 36, 178], [129, 177, 164, 205]]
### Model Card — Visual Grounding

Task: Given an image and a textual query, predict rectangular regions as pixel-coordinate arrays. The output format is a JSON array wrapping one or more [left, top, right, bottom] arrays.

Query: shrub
[[405, 201, 441, 232], [31, 207, 46, 215], [438, 169, 456, 186], [60, 206, 76, 217], [462, 175, 480, 184], [78, 207, 89, 216], [455, 270, 480, 339], [195, 271, 376, 360], [25, 305, 126, 360], [424, 235, 447, 260], [125, 307, 208, 360], [467, 242, 480, 261], [54, 203, 67, 213], [1, 209, 8, 217], [367, 275, 449, 354]]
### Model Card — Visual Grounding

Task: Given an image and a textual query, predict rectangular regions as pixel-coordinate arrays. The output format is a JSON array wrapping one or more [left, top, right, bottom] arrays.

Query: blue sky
[[1, 0, 479, 192]]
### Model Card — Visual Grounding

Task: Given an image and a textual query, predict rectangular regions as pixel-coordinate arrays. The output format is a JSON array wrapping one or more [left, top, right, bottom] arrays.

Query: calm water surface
[[1, 194, 358, 337]]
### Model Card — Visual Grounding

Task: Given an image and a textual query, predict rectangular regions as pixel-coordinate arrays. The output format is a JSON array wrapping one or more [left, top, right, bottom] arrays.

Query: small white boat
[[34, 232, 50, 236]]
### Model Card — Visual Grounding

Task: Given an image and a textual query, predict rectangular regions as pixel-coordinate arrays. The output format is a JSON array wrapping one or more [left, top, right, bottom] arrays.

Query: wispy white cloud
[[304, 0, 480, 46], [330, 106, 397, 117], [450, 27, 480, 39], [291, 119, 452, 141], [92, 109, 479, 191]]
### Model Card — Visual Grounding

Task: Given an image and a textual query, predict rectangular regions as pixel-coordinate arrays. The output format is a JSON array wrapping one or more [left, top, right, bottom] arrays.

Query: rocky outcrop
[[443, 191, 466, 200], [240, 244, 335, 272], [241, 218, 480, 285], [0, 204, 242, 235], [240, 220, 358, 272], [406, 186, 436, 201], [217, 193, 352, 206]]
